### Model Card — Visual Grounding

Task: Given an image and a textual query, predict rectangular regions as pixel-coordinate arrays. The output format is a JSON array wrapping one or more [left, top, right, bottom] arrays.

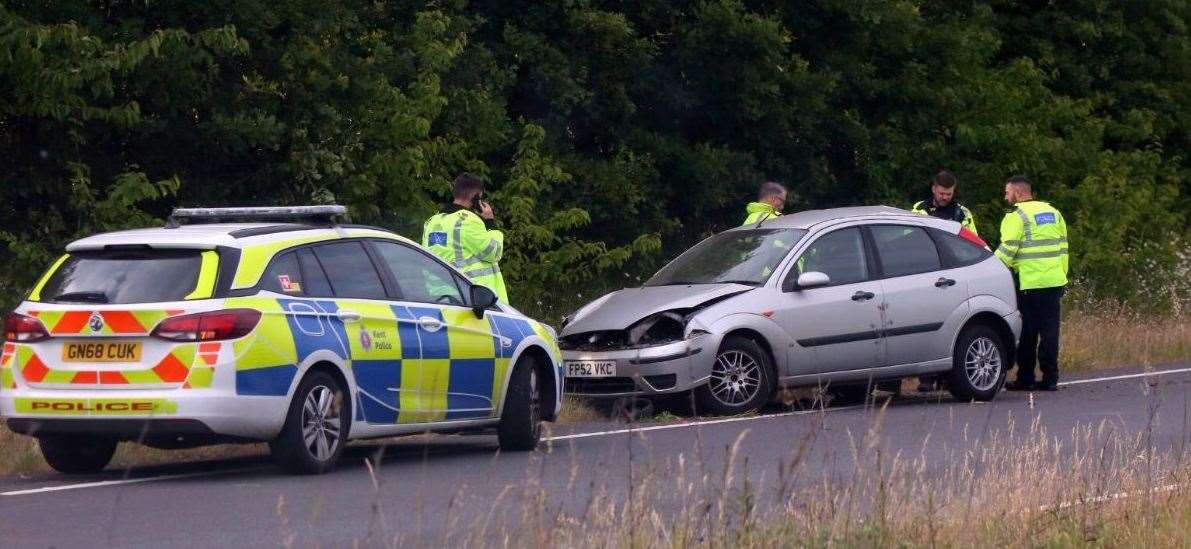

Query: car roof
[[733, 205, 954, 231], [65, 223, 413, 252]]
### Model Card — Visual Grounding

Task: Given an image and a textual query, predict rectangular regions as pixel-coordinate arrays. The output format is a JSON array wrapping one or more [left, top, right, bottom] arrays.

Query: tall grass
[[1061, 263, 1189, 372], [435, 404, 1190, 547]]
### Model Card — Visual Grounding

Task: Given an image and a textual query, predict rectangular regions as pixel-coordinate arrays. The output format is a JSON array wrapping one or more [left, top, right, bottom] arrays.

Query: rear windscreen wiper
[[50, 291, 110, 303]]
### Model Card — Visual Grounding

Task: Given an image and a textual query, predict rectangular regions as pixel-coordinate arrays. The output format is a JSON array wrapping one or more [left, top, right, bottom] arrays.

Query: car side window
[[870, 225, 942, 277], [928, 227, 991, 268], [792, 227, 869, 286], [372, 241, 467, 306], [311, 241, 387, 299], [297, 248, 335, 297], [261, 252, 306, 296]]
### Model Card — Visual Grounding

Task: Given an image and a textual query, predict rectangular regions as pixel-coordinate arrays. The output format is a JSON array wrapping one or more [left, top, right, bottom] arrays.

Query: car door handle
[[337, 310, 363, 323], [418, 316, 444, 332], [851, 291, 875, 302], [935, 278, 957, 288]]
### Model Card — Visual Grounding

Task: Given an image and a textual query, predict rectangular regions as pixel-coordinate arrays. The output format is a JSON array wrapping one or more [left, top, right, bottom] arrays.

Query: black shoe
[[1037, 383, 1058, 392], [917, 381, 936, 393], [1004, 380, 1036, 392]]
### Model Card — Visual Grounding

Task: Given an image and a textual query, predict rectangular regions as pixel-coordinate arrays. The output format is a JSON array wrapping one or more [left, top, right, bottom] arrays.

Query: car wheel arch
[[719, 328, 779, 379], [298, 361, 354, 432], [954, 311, 1016, 370], [512, 345, 559, 422]]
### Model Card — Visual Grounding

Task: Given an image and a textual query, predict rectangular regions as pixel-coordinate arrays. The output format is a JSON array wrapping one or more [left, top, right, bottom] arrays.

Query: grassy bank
[[1061, 300, 1189, 373], [443, 410, 1190, 548], [0, 428, 263, 477]]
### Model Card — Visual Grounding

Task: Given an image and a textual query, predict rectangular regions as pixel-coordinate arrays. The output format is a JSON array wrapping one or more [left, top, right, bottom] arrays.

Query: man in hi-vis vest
[[423, 173, 508, 304], [995, 175, 1069, 392], [742, 181, 788, 225]]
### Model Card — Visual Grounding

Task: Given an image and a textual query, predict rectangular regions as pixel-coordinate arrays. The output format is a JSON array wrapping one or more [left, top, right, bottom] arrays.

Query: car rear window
[[37, 250, 203, 304], [929, 228, 992, 268]]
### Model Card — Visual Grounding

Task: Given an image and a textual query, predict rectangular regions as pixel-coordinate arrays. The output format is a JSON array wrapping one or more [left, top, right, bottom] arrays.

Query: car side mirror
[[791, 271, 831, 291], [470, 285, 499, 318]]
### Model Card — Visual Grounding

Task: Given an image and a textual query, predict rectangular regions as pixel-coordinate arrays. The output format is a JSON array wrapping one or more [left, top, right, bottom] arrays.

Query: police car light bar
[[167, 205, 347, 227]]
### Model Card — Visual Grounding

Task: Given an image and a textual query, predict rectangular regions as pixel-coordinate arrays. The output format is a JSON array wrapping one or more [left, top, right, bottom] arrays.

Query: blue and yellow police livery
[[1, 206, 562, 475]]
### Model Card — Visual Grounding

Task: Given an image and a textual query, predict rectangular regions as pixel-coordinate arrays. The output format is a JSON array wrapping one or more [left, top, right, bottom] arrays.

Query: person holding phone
[[422, 173, 508, 303]]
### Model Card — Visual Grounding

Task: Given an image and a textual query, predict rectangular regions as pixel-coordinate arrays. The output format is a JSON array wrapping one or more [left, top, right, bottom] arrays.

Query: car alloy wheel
[[301, 385, 342, 462], [709, 350, 762, 406], [964, 336, 1002, 392]]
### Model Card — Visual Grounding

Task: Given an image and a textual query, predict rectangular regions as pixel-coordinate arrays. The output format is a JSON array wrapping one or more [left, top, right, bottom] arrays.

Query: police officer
[[910, 170, 978, 235], [422, 173, 508, 304], [996, 175, 1069, 392], [742, 181, 788, 225]]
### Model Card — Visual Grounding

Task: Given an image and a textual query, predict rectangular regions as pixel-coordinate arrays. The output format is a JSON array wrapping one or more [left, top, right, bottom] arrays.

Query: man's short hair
[[932, 170, 957, 189], [758, 181, 787, 200], [451, 173, 486, 200], [1006, 174, 1032, 191]]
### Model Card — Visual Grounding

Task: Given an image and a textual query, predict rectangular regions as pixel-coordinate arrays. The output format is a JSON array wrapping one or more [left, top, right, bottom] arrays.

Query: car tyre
[[694, 336, 776, 415], [270, 370, 349, 474], [39, 435, 117, 474], [498, 356, 543, 451], [947, 324, 1007, 402]]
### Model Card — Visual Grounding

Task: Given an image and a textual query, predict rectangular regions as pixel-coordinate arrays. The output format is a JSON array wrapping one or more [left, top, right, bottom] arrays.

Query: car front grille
[[559, 330, 630, 352]]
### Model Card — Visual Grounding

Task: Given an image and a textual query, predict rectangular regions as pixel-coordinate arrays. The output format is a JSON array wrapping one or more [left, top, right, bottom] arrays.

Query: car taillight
[[4, 313, 50, 343], [959, 227, 989, 250], [151, 309, 261, 342]]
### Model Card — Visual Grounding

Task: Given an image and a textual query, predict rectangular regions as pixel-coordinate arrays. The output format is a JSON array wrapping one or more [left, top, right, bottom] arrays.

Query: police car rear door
[[305, 241, 412, 424], [370, 240, 502, 422]]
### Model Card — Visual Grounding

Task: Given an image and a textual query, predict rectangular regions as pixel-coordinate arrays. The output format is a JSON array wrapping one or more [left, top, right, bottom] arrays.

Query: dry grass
[[0, 427, 263, 477], [554, 395, 604, 425], [1062, 302, 1190, 373], [433, 405, 1191, 548]]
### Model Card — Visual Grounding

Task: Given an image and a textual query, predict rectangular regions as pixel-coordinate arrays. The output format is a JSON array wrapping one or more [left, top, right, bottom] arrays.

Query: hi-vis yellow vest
[[994, 200, 1069, 290], [743, 202, 779, 225], [423, 209, 508, 303]]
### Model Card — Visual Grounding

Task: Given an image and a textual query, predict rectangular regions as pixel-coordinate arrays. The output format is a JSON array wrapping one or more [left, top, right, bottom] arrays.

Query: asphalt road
[[1, 363, 1189, 548]]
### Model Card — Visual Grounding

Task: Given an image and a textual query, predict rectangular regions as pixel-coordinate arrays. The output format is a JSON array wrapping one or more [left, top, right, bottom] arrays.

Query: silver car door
[[772, 226, 884, 374], [867, 224, 969, 367]]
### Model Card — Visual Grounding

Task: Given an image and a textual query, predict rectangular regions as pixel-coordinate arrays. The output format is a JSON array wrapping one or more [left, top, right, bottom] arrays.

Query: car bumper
[[1005, 310, 1023, 344], [561, 334, 719, 397], [0, 388, 288, 441]]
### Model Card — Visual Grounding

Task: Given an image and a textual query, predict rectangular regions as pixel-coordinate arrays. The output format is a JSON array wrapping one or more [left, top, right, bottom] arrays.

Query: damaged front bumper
[[561, 333, 721, 397]]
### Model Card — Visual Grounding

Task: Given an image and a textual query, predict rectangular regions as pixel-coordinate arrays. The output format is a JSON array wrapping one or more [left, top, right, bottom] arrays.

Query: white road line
[[0, 467, 263, 497], [1044, 483, 1182, 511], [1058, 366, 1191, 387], [546, 405, 867, 442], [4, 365, 1188, 497], [546, 366, 1191, 443]]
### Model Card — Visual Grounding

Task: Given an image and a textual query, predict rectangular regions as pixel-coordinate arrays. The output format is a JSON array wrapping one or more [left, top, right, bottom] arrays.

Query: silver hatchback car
[[559, 206, 1022, 414]]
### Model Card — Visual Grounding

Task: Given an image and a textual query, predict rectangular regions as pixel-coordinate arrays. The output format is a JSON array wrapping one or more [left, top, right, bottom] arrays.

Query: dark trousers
[[1014, 286, 1065, 385]]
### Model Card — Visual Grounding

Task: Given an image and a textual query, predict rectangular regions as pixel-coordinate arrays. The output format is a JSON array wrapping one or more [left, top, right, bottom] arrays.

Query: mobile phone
[[472, 196, 487, 213]]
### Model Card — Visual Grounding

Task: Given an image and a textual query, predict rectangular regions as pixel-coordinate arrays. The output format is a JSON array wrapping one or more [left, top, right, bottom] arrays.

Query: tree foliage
[[1, 1, 1187, 311]]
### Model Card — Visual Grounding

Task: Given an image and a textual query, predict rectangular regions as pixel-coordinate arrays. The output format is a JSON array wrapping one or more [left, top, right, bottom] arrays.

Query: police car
[[0, 206, 563, 474]]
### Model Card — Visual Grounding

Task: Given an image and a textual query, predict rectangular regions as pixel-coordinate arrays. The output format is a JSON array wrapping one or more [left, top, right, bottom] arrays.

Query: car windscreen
[[645, 228, 807, 287], [37, 250, 204, 304]]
